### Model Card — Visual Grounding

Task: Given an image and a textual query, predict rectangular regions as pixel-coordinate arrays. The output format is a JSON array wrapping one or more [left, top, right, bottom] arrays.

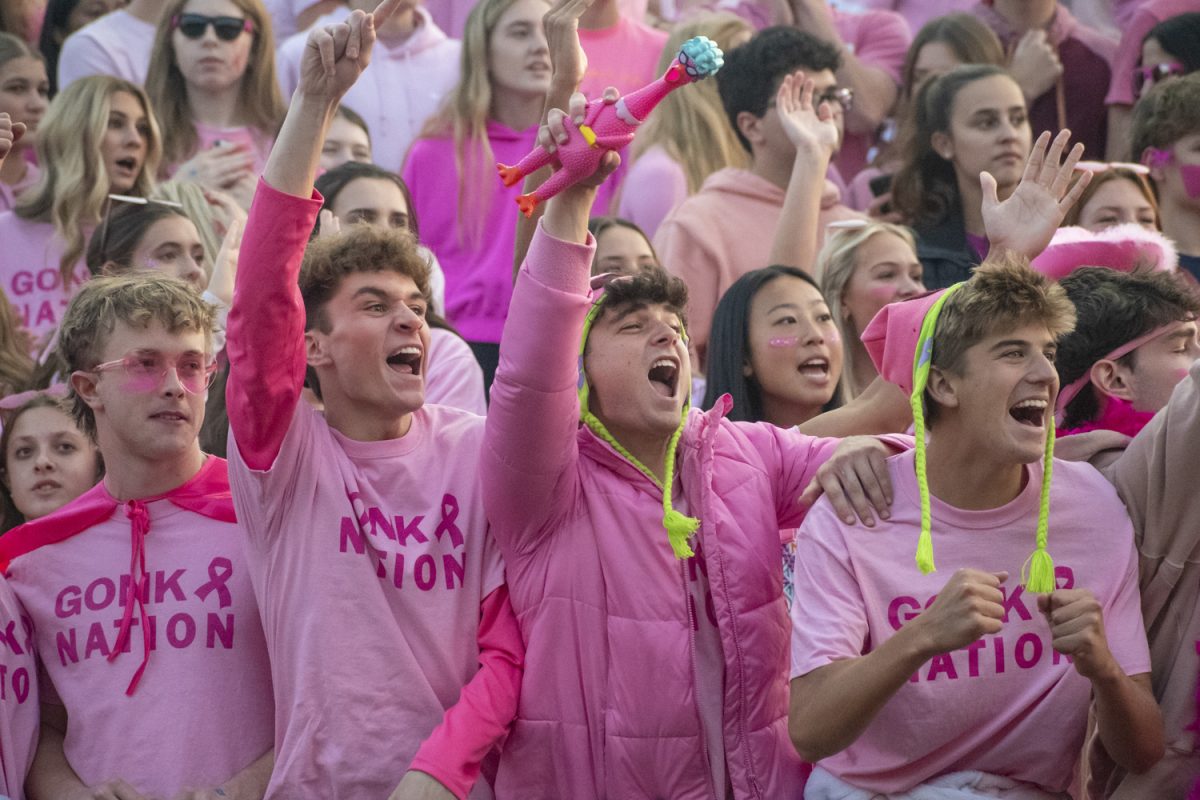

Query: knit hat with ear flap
[[578, 275, 698, 559], [860, 286, 1059, 593]]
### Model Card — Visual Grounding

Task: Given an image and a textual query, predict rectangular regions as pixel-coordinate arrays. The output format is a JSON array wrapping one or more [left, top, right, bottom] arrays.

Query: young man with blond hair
[[0, 274, 274, 799]]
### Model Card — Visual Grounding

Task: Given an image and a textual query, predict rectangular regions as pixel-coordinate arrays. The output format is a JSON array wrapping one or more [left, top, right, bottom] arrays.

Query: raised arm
[[766, 71, 840, 272], [225, 0, 398, 469], [484, 100, 618, 557]]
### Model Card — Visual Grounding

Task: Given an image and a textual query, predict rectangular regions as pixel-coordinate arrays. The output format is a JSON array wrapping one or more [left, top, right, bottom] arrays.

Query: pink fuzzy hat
[[861, 290, 950, 396], [1030, 223, 1178, 281]]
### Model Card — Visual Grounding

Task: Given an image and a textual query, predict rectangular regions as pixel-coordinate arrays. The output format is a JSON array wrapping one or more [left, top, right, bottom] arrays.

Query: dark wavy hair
[[703, 265, 842, 421]]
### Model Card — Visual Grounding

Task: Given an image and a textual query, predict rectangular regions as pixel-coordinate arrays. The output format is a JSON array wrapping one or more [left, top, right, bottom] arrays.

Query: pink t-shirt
[[228, 402, 505, 798], [276, 6, 461, 173], [426, 327, 487, 415], [3, 461, 274, 798], [831, 7, 911, 180], [790, 451, 1151, 794], [0, 212, 89, 344], [57, 9, 155, 91], [578, 16, 670, 100], [0, 161, 40, 215], [829, 0, 973, 35], [0, 578, 38, 800]]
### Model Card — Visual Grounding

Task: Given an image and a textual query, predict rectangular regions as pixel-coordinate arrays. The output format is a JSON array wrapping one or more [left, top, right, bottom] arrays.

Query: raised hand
[[207, 216, 243, 307], [981, 129, 1091, 259], [775, 71, 839, 161], [543, 0, 593, 94], [798, 436, 893, 527], [912, 569, 1007, 655], [0, 112, 26, 169], [297, 0, 404, 100], [1038, 589, 1119, 680], [316, 208, 343, 239], [536, 90, 621, 186]]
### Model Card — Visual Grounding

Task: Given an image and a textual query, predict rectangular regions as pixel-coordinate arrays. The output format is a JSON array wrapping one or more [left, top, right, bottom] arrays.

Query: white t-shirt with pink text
[[4, 483, 274, 798], [790, 451, 1150, 795], [0, 212, 89, 344], [227, 401, 505, 799]]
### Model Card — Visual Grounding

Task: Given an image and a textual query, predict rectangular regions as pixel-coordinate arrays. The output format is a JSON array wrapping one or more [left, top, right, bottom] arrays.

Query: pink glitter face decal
[[768, 336, 799, 348]]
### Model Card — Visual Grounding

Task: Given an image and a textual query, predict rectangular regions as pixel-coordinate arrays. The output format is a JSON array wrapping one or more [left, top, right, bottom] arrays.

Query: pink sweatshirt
[[0, 211, 90, 344], [57, 9, 155, 91], [483, 220, 861, 797], [1105, 0, 1197, 109], [0, 458, 274, 798], [225, 180, 522, 799], [616, 144, 689, 241], [792, 450, 1150, 794], [1086, 359, 1200, 797], [653, 167, 863, 367], [275, 6, 461, 173], [0, 577, 37, 800]]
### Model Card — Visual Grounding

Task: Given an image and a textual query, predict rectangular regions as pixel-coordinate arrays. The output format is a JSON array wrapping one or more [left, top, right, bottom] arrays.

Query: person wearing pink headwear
[[788, 250, 1163, 798]]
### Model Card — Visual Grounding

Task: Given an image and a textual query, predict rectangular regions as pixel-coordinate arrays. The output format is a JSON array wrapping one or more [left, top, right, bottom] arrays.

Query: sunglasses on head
[[172, 13, 254, 41], [96, 194, 185, 267], [1133, 61, 1185, 97]]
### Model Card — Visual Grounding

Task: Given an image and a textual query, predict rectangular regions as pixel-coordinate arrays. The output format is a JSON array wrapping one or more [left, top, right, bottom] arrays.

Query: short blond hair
[[927, 252, 1075, 423], [58, 274, 215, 438]]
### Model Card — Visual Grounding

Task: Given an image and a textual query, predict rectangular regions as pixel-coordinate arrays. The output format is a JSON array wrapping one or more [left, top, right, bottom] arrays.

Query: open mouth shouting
[[797, 356, 831, 383], [1009, 398, 1048, 428], [386, 345, 423, 376], [648, 357, 679, 399]]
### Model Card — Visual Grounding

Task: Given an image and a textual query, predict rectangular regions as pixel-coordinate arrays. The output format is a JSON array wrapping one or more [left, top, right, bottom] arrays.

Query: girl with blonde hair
[[146, 0, 284, 209], [815, 220, 924, 399], [0, 291, 34, 396], [402, 0, 553, 388], [0, 75, 160, 346], [617, 11, 750, 239]]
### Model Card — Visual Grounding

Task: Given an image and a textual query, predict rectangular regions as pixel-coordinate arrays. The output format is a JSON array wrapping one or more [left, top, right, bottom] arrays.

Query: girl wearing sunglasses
[[146, 0, 284, 211]]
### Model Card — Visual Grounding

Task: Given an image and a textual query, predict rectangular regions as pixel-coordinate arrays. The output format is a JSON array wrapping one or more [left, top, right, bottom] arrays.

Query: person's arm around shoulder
[[225, 0, 400, 470]]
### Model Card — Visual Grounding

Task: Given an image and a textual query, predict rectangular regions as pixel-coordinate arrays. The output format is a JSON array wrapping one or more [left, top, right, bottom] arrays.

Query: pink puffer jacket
[[483, 224, 842, 798]]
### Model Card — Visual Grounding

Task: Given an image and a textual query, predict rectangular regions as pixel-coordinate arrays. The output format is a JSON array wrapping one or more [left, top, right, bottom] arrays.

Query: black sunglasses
[[172, 13, 254, 41]]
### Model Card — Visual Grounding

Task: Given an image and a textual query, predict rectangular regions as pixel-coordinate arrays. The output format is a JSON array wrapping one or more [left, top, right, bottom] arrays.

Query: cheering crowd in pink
[[0, 0, 1195, 795]]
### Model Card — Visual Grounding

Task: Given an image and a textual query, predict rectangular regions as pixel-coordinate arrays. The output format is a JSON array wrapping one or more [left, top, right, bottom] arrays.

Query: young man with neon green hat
[[787, 252, 1164, 797], [482, 79, 907, 798]]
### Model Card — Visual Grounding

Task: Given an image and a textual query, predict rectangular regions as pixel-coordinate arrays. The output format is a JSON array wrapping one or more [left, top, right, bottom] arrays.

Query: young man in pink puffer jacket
[[483, 84, 904, 800]]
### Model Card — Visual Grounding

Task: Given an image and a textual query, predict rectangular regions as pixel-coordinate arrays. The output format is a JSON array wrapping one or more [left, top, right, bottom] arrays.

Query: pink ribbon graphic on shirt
[[110, 500, 152, 696], [434, 494, 464, 548], [195, 557, 234, 608]]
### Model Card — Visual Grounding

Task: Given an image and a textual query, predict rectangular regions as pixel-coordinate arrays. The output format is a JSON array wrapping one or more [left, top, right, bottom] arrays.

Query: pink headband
[[0, 384, 67, 412], [1055, 323, 1179, 413]]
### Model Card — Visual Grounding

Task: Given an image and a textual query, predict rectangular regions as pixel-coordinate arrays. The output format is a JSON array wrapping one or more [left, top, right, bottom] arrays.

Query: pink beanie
[[1030, 223, 1178, 280], [860, 290, 950, 396]]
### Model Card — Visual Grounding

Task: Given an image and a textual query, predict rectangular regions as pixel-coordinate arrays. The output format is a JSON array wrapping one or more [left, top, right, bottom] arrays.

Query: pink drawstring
[[108, 501, 152, 696]]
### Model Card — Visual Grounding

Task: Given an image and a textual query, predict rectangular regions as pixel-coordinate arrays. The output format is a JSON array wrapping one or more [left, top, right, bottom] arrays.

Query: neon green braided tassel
[[1022, 415, 1057, 593], [664, 508, 698, 558]]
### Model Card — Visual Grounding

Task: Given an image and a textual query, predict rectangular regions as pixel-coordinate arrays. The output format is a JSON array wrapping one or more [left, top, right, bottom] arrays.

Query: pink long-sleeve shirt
[[225, 179, 522, 799]]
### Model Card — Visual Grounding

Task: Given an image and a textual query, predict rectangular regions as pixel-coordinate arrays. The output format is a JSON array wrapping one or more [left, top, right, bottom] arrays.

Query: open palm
[[775, 71, 839, 160], [981, 130, 1091, 259]]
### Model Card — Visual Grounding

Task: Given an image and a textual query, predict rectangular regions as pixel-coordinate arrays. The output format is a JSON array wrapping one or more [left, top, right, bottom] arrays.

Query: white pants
[[804, 767, 1070, 800]]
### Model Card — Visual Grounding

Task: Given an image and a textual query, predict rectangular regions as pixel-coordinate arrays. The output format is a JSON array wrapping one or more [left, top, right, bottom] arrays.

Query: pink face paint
[[769, 336, 799, 348], [1181, 163, 1200, 199]]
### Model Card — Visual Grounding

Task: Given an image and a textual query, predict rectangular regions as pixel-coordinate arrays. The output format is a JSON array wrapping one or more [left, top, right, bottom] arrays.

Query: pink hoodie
[[653, 167, 863, 367], [483, 221, 860, 798], [0, 211, 90, 344]]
